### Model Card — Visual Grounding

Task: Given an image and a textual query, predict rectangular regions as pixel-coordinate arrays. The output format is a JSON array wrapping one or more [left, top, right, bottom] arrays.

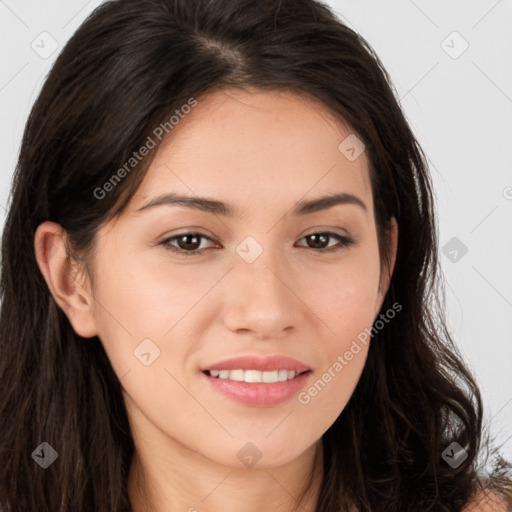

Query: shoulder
[[462, 489, 510, 512]]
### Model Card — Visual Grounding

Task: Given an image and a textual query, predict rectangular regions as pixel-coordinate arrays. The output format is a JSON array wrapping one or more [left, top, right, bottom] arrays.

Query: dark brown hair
[[1, 0, 510, 510]]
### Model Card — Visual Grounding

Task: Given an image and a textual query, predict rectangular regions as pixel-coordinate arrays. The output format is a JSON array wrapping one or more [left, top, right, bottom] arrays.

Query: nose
[[222, 246, 302, 340]]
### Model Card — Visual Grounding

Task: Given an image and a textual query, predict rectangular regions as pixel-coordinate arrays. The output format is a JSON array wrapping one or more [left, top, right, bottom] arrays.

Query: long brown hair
[[1, 0, 510, 510]]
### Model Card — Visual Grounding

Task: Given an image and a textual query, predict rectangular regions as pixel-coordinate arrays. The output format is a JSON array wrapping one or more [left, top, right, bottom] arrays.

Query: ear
[[34, 221, 99, 338], [375, 216, 398, 313]]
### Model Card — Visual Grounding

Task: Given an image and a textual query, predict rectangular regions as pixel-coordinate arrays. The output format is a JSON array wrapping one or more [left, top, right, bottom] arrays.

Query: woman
[[0, 0, 510, 510]]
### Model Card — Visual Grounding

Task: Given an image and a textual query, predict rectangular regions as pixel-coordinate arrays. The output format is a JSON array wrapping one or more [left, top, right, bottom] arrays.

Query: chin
[[203, 437, 317, 470]]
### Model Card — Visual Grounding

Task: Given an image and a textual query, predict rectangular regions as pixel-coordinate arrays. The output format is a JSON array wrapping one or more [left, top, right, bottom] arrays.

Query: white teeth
[[244, 369, 262, 383], [278, 369, 288, 381], [229, 369, 245, 382], [207, 369, 302, 383], [262, 370, 278, 383]]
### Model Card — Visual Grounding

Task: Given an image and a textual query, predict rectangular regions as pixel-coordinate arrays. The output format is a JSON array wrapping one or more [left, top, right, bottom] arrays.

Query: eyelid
[[159, 231, 218, 251], [300, 226, 352, 238]]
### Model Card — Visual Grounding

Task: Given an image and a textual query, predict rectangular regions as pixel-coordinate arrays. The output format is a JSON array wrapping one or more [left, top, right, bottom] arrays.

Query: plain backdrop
[[1, 0, 511, 462]]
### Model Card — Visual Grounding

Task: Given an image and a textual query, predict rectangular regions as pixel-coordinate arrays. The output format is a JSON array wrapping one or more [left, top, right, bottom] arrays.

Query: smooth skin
[[39, 85, 505, 512]]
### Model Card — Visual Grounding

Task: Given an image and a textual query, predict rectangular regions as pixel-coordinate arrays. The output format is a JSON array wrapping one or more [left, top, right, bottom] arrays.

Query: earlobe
[[33, 221, 99, 338]]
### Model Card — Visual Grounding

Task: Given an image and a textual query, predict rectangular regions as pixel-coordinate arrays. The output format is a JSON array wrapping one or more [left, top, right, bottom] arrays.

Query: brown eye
[[160, 232, 215, 256], [296, 232, 354, 252]]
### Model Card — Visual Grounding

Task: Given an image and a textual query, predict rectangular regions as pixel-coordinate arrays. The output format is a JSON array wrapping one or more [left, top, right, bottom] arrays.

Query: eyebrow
[[136, 191, 367, 216]]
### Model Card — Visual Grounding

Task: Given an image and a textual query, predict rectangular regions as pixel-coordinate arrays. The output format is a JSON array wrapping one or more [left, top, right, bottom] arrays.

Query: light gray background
[[1, 1, 511, 462]]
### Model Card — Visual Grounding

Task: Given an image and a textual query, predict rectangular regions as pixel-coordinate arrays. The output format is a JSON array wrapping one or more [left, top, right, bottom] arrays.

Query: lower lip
[[202, 371, 312, 407]]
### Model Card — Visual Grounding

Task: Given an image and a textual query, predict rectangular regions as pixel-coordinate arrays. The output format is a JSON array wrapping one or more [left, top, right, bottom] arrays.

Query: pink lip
[[201, 355, 311, 373], [202, 371, 312, 407], [201, 354, 312, 407]]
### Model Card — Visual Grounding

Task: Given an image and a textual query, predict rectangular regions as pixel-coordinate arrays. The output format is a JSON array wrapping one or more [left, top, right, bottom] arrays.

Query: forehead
[[128, 87, 373, 218]]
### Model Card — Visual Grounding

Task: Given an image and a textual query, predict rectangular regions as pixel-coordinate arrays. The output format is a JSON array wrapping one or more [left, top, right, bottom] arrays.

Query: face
[[37, 87, 397, 470]]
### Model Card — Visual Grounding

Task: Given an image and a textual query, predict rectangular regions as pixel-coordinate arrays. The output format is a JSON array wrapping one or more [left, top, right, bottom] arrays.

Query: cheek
[[297, 343, 369, 442], [88, 251, 223, 388], [91, 249, 207, 336], [300, 252, 381, 340], [296, 278, 376, 426], [296, 253, 379, 402]]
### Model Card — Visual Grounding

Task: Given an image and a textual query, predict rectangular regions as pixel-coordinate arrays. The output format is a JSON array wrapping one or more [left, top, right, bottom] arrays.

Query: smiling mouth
[[203, 369, 310, 383]]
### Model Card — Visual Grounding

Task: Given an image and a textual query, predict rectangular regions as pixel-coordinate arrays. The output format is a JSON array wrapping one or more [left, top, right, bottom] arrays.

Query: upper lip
[[201, 355, 311, 373]]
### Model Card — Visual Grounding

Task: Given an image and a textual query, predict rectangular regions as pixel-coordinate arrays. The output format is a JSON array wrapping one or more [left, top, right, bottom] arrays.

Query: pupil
[[179, 235, 200, 250], [309, 234, 327, 248]]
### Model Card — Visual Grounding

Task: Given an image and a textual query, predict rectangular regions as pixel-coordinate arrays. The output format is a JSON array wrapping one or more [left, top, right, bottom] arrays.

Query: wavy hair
[[0, 0, 510, 510]]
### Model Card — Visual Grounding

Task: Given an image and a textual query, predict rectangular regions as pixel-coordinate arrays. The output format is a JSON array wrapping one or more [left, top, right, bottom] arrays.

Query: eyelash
[[159, 231, 355, 257]]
